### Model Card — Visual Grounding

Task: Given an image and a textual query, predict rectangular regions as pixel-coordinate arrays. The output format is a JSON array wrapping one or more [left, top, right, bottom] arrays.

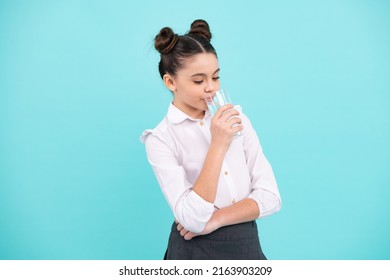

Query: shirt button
[[199, 121, 204, 126], [224, 171, 228, 175]]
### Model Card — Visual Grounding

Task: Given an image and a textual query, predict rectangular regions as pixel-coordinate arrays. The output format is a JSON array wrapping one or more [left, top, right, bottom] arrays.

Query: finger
[[176, 224, 184, 231], [184, 232, 196, 241], [232, 124, 244, 134], [226, 116, 242, 127], [180, 229, 189, 237], [219, 109, 240, 122], [214, 104, 234, 119]]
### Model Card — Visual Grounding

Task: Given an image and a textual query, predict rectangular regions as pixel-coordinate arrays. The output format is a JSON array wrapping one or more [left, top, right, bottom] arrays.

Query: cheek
[[177, 82, 196, 96], [215, 79, 221, 90]]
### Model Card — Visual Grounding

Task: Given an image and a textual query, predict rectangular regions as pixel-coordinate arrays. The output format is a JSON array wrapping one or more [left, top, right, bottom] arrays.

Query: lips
[[204, 93, 215, 102]]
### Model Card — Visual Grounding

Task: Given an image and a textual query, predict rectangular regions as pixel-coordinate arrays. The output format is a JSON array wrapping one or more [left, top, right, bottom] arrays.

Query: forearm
[[212, 198, 260, 228], [192, 143, 226, 203], [178, 197, 260, 240], [192, 104, 242, 203]]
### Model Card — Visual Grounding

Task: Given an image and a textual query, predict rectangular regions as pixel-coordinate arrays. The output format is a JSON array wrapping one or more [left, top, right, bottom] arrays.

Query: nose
[[204, 80, 215, 94]]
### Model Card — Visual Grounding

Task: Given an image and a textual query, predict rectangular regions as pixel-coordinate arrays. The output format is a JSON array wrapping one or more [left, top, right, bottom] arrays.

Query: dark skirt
[[164, 221, 267, 260]]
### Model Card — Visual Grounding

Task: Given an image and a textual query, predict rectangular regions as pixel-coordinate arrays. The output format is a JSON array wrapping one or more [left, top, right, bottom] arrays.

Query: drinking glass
[[205, 90, 242, 137]]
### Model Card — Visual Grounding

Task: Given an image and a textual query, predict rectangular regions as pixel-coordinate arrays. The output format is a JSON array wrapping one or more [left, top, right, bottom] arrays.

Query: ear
[[163, 74, 176, 92]]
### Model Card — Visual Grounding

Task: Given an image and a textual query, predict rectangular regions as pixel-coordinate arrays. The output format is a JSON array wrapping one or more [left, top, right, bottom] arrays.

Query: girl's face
[[164, 52, 220, 119]]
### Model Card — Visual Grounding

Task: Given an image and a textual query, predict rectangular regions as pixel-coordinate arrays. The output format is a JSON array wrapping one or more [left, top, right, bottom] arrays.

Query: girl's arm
[[142, 105, 244, 234], [177, 197, 259, 240], [192, 104, 243, 203], [178, 109, 281, 239]]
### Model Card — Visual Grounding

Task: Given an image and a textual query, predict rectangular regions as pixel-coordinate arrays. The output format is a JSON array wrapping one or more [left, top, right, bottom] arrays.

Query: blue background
[[0, 0, 389, 259]]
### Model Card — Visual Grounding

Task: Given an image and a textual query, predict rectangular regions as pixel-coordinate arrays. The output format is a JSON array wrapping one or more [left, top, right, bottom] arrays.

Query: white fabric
[[140, 103, 281, 233]]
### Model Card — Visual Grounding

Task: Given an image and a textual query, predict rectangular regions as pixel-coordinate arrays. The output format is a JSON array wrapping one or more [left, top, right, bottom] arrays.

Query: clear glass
[[205, 90, 242, 137]]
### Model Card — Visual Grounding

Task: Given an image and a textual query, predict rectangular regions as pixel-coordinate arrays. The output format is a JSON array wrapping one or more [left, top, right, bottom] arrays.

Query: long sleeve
[[143, 132, 214, 233], [242, 114, 282, 218]]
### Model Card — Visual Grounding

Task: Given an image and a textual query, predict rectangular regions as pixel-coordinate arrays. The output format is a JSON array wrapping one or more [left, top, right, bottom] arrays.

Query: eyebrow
[[191, 68, 220, 77]]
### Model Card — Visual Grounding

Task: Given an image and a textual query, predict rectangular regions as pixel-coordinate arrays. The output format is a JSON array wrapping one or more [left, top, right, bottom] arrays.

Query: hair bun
[[155, 27, 179, 55], [188, 19, 212, 41]]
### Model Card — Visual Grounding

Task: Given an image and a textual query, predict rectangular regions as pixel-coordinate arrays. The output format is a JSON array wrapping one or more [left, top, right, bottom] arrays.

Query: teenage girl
[[141, 19, 281, 260]]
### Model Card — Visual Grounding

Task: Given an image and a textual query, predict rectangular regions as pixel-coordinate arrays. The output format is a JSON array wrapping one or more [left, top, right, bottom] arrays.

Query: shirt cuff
[[248, 189, 282, 219], [175, 190, 214, 233]]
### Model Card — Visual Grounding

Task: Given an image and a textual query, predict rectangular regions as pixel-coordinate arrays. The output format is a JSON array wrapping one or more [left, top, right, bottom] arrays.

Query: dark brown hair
[[154, 19, 217, 79]]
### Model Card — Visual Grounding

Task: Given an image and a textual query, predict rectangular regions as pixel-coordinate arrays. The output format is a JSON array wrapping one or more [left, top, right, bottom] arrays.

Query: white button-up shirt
[[140, 103, 281, 233]]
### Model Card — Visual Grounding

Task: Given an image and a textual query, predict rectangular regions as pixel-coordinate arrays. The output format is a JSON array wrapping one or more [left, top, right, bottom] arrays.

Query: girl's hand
[[210, 104, 243, 152], [176, 219, 220, 241]]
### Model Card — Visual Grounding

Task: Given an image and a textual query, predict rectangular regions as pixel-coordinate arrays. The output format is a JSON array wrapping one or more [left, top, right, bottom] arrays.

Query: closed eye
[[193, 76, 219, 84]]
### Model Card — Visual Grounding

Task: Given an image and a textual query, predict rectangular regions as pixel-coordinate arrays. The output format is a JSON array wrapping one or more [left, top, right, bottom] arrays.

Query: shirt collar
[[167, 103, 211, 124]]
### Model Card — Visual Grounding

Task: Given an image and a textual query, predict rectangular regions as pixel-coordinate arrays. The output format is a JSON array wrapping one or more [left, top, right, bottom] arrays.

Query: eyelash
[[194, 77, 220, 84]]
